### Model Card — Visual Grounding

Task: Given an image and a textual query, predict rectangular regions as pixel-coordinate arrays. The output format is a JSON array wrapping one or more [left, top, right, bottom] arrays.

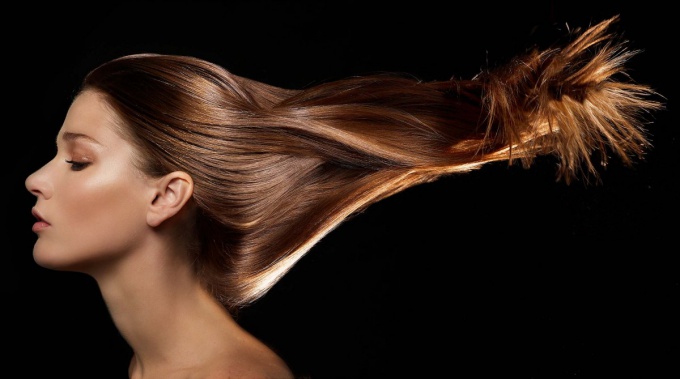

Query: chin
[[32, 242, 85, 272], [33, 248, 70, 271], [32, 240, 121, 277]]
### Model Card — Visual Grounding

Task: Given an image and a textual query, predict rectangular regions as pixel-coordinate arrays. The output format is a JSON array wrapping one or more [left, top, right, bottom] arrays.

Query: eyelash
[[65, 160, 91, 171]]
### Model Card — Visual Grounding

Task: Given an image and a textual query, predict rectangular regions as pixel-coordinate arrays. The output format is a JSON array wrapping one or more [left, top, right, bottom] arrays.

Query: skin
[[26, 90, 294, 379]]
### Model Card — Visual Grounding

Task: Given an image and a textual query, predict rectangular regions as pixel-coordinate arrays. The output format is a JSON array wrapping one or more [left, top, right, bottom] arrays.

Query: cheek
[[69, 177, 146, 243], [33, 167, 150, 270]]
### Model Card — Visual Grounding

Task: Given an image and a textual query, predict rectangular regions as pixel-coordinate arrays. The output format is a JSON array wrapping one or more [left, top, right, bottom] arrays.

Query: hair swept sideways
[[79, 16, 662, 313], [228, 15, 663, 308], [476, 15, 662, 183]]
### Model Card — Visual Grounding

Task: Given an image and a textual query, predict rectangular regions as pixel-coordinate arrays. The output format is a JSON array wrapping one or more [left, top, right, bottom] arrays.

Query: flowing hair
[[79, 16, 662, 313]]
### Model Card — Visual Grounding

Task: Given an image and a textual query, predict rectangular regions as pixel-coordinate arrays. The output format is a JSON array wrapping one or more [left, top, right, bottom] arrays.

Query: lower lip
[[32, 221, 50, 233]]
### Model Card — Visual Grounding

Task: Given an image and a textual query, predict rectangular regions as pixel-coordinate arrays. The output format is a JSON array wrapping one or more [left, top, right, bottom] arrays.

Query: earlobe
[[147, 171, 194, 227]]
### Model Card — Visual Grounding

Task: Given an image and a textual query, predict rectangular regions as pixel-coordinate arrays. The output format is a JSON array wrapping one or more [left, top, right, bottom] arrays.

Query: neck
[[89, 244, 246, 377]]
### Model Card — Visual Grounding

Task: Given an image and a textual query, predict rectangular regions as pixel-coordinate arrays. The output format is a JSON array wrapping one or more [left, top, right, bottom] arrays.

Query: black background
[[4, 1, 678, 378]]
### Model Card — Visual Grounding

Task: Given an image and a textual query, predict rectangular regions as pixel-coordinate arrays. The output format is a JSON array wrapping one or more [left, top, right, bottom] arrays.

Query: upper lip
[[32, 208, 48, 223]]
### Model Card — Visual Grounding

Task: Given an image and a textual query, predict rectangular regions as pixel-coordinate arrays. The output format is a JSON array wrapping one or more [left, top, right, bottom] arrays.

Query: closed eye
[[65, 160, 91, 171]]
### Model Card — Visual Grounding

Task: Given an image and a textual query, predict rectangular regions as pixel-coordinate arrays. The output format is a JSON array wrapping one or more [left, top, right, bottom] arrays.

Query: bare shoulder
[[206, 359, 295, 379], [205, 348, 295, 379]]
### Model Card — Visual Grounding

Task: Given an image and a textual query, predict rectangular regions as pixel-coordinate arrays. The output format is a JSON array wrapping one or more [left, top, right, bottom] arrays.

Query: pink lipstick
[[31, 208, 50, 233]]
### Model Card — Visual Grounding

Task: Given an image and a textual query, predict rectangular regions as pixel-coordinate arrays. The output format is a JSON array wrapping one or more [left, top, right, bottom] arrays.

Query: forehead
[[57, 91, 126, 146], [56, 90, 141, 163]]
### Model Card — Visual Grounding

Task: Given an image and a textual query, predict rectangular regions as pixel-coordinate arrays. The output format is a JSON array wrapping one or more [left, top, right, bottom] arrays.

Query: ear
[[146, 171, 194, 228]]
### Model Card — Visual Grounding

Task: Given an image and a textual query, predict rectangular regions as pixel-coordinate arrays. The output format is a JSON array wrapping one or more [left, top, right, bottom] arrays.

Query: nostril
[[25, 159, 55, 196], [25, 177, 38, 194], [25, 168, 48, 196], [25, 176, 47, 198]]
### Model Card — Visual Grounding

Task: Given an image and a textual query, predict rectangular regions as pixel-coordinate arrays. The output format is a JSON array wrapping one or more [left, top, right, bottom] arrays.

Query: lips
[[31, 208, 51, 233]]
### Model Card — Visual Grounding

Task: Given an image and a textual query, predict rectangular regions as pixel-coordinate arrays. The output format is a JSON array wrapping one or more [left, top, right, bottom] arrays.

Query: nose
[[25, 160, 54, 199]]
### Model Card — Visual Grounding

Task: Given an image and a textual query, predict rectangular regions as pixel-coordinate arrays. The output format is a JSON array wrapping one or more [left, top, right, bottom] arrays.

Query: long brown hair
[[79, 16, 661, 313]]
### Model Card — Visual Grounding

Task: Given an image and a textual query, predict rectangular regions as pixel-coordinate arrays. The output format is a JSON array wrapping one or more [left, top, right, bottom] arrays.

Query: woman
[[25, 16, 661, 378]]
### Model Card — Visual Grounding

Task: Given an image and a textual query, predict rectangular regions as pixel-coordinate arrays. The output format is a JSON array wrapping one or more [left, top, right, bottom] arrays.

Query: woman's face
[[25, 90, 157, 272]]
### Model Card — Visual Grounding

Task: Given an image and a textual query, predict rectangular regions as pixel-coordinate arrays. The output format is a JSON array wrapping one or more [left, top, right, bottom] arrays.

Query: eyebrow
[[58, 131, 101, 145]]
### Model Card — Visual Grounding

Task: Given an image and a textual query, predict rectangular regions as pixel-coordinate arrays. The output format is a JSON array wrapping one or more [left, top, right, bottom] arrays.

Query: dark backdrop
[[4, 1, 678, 378]]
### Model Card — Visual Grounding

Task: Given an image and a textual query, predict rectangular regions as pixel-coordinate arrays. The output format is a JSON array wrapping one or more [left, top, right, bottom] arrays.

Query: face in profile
[[25, 91, 156, 272]]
